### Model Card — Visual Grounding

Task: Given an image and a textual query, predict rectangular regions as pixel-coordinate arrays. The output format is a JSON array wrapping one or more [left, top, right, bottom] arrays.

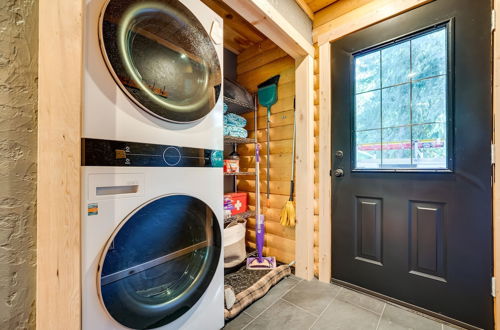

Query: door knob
[[334, 169, 344, 177], [335, 150, 344, 159]]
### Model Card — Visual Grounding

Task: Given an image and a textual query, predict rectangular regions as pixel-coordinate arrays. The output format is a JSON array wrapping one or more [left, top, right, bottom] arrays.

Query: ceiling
[[201, 0, 267, 55], [295, 0, 340, 19]]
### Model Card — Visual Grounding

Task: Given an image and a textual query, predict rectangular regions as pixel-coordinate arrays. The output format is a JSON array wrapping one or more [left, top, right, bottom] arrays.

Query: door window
[[353, 26, 449, 170], [100, 0, 222, 123], [98, 195, 221, 329]]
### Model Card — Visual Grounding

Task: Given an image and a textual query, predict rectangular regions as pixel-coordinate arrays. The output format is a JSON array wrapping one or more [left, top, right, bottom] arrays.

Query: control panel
[[82, 138, 223, 168]]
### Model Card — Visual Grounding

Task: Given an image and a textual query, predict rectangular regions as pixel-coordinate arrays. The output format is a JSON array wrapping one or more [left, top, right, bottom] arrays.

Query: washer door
[[99, 0, 222, 123], [98, 195, 221, 329]]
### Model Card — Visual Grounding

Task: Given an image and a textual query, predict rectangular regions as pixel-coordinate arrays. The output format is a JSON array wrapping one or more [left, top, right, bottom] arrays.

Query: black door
[[331, 0, 492, 328]]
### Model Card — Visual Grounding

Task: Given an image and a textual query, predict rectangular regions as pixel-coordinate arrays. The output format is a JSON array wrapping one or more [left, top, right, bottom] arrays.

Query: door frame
[[314, 0, 500, 326]]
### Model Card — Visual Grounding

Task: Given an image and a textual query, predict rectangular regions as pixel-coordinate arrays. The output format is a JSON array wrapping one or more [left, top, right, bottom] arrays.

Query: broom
[[280, 98, 296, 227]]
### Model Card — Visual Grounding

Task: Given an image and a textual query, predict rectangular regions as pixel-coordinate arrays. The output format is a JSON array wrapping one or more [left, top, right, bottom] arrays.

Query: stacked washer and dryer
[[82, 0, 224, 329]]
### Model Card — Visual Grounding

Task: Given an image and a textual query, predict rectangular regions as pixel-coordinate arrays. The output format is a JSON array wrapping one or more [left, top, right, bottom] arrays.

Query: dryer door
[[98, 195, 221, 329], [99, 0, 222, 123]]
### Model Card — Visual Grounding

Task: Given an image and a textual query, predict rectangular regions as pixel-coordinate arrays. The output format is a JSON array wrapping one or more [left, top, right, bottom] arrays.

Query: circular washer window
[[99, 0, 222, 123], [98, 195, 221, 329]]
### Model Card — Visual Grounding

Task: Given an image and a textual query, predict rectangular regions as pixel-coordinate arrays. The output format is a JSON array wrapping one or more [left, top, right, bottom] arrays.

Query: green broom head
[[280, 201, 296, 227]]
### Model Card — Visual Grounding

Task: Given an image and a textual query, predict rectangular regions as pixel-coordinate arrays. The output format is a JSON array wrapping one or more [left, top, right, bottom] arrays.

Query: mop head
[[280, 201, 296, 227], [246, 256, 277, 270]]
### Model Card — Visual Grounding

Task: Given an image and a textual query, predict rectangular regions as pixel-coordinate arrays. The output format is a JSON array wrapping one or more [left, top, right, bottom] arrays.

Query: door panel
[[331, 0, 492, 328]]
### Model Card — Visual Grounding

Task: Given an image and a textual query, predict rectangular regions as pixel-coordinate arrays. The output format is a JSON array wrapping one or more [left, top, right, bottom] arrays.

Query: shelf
[[224, 210, 256, 224], [224, 172, 256, 176], [224, 96, 255, 115], [224, 136, 256, 144]]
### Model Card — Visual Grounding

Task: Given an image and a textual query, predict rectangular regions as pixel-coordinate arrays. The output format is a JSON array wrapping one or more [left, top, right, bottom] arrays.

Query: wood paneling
[[37, 0, 83, 328], [201, 0, 266, 54], [236, 39, 296, 264], [305, 0, 340, 13]]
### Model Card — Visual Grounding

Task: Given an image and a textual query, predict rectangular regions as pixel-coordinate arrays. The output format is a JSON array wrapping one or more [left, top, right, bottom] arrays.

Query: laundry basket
[[224, 220, 247, 268]]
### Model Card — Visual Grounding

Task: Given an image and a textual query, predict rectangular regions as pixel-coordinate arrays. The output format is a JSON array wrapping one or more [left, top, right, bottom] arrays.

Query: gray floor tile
[[282, 279, 341, 316], [244, 276, 300, 317], [311, 298, 380, 330], [244, 299, 318, 330], [443, 324, 464, 330], [336, 288, 385, 315], [223, 312, 254, 330], [378, 304, 442, 330]]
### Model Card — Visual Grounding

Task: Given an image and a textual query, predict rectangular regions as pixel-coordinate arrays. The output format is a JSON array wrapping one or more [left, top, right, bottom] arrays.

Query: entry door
[[331, 0, 492, 328]]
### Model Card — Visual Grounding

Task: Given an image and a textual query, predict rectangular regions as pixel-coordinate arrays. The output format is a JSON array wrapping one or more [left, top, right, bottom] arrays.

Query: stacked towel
[[224, 103, 248, 138]]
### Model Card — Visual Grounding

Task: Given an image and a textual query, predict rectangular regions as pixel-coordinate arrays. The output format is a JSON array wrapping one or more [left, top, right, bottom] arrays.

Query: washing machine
[[84, 0, 223, 149], [81, 138, 224, 329]]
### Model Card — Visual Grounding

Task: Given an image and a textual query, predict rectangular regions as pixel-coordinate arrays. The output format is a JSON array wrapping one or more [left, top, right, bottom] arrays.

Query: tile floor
[[223, 275, 463, 330]]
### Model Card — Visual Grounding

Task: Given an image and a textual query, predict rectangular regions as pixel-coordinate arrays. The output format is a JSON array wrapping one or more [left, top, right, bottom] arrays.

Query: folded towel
[[224, 125, 248, 138], [224, 113, 247, 127], [224, 103, 229, 114]]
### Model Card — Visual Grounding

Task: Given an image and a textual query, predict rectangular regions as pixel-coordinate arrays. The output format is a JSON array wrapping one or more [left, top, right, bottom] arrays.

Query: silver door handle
[[334, 169, 344, 177]]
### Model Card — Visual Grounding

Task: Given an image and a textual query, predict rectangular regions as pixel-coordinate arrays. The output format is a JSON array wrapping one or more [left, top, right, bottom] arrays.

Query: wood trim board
[[37, 0, 84, 329]]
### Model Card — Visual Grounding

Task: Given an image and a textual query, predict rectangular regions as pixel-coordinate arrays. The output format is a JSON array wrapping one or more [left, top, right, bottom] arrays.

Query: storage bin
[[224, 220, 247, 268]]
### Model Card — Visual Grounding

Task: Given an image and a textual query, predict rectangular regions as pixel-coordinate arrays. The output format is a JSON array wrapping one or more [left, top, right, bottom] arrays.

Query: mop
[[247, 143, 276, 270], [256, 75, 280, 208], [280, 98, 296, 227]]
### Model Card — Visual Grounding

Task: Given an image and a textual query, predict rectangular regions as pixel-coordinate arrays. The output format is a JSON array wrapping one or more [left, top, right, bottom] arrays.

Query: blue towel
[[224, 125, 248, 138], [224, 113, 247, 128], [224, 103, 229, 114]]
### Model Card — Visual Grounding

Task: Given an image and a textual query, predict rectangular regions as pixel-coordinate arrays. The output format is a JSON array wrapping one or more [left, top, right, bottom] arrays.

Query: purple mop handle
[[255, 143, 263, 262], [256, 215, 264, 262]]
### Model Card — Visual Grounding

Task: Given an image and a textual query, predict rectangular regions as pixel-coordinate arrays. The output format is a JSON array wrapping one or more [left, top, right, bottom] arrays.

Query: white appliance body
[[82, 166, 224, 330], [83, 0, 223, 149]]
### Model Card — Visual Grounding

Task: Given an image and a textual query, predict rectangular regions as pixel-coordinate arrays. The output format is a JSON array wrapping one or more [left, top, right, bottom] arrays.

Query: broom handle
[[290, 99, 296, 201], [266, 106, 271, 205]]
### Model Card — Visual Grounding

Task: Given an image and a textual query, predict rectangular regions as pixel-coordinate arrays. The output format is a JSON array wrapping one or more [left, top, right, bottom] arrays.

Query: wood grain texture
[[235, 39, 297, 264], [37, 0, 83, 328], [294, 55, 315, 280], [295, 0, 315, 20], [306, 0, 340, 13], [201, 0, 265, 54], [313, 0, 432, 44], [318, 42, 332, 282]]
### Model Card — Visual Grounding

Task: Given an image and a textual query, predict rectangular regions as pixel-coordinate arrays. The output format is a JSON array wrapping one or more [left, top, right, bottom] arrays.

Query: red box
[[224, 192, 248, 215]]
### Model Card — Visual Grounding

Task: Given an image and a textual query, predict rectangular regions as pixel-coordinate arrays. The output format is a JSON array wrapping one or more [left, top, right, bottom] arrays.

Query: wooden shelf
[[224, 210, 256, 224], [224, 136, 256, 144]]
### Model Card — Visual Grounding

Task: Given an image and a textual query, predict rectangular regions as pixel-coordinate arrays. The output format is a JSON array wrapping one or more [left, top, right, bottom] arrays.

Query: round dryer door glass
[[98, 195, 221, 329], [100, 0, 222, 123]]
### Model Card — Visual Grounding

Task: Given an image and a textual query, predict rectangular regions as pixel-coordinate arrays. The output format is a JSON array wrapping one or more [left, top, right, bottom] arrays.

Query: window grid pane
[[354, 26, 447, 170]]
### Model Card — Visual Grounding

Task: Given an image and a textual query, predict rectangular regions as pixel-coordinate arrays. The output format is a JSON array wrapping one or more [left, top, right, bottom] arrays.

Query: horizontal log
[[314, 215, 319, 232], [247, 217, 295, 241], [237, 59, 295, 92], [237, 46, 288, 75], [238, 39, 277, 64], [248, 125, 294, 141], [238, 139, 294, 155], [240, 153, 293, 168], [239, 167, 293, 182], [246, 241, 294, 264], [248, 193, 290, 209], [244, 109, 295, 131], [238, 179, 292, 196]]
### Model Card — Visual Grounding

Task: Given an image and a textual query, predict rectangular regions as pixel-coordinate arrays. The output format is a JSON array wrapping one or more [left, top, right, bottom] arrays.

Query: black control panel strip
[[82, 138, 223, 168]]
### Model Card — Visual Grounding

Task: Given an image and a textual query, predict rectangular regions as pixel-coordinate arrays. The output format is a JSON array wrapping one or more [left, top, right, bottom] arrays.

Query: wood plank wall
[[235, 39, 296, 264], [311, 0, 381, 277]]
